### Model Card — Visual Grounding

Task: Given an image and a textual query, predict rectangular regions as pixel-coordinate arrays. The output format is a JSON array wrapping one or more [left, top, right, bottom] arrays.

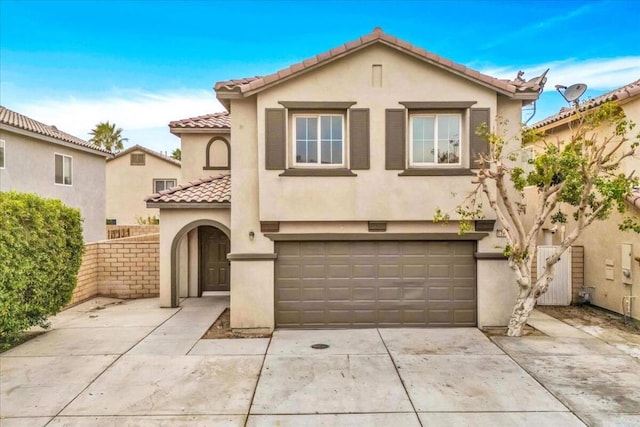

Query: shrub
[[0, 192, 84, 348]]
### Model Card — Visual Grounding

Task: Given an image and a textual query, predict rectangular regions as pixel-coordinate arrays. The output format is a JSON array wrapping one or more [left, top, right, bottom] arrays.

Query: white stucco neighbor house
[[106, 144, 181, 225], [146, 28, 545, 332], [0, 105, 112, 243]]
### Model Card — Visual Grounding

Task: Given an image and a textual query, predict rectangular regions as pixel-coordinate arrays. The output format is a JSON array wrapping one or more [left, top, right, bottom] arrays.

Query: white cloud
[[12, 89, 225, 143], [482, 57, 640, 91]]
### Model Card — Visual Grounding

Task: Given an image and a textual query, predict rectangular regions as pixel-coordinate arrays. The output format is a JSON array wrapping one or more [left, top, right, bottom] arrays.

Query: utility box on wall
[[621, 243, 633, 285]]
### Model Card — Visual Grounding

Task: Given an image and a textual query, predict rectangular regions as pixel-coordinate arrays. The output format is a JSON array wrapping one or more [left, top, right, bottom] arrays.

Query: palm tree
[[171, 148, 181, 160], [89, 121, 127, 152]]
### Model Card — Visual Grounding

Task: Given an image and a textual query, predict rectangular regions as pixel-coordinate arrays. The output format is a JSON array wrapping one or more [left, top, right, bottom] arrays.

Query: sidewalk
[[1, 297, 638, 426]]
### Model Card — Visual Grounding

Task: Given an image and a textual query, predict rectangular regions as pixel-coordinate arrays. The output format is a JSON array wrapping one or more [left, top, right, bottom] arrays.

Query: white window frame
[[292, 113, 345, 167], [0, 139, 5, 169], [409, 113, 462, 167], [153, 178, 177, 193], [54, 153, 73, 186]]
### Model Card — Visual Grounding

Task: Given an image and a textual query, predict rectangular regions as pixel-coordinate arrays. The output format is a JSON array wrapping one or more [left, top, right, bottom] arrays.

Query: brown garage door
[[275, 241, 476, 328]]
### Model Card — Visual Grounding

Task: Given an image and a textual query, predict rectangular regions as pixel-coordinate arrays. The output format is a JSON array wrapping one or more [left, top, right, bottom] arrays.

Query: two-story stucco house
[[106, 144, 181, 225], [530, 79, 640, 321], [147, 29, 544, 332], [0, 105, 111, 243]]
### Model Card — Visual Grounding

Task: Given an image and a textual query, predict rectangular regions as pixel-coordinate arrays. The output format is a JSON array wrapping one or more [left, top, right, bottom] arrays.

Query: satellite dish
[[556, 83, 587, 104]]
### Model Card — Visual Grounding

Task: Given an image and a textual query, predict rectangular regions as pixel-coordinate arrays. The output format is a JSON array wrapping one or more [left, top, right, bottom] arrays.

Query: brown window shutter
[[349, 109, 370, 170], [469, 108, 490, 168], [385, 109, 406, 170], [265, 108, 286, 170]]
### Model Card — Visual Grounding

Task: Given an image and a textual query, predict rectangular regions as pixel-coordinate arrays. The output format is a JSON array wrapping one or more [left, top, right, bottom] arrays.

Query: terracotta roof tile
[[0, 105, 111, 154], [169, 112, 230, 129], [145, 173, 231, 204], [109, 144, 181, 166], [532, 79, 640, 129], [215, 28, 538, 99]]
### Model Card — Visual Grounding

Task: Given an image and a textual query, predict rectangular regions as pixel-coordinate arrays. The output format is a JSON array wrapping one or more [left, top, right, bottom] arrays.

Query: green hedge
[[0, 192, 84, 348]]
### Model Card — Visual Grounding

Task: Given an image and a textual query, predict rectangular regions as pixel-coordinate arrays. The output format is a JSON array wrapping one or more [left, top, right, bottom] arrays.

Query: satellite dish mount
[[555, 83, 587, 107]]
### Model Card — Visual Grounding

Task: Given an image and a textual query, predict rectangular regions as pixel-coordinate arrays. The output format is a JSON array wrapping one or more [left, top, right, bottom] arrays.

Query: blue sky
[[1, 0, 639, 153]]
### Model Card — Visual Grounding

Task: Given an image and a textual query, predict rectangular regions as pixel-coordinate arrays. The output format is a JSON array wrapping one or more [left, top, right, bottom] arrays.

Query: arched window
[[204, 137, 230, 170]]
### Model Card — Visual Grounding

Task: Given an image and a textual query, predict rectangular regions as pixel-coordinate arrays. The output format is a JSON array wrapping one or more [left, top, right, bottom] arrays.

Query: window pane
[[64, 156, 72, 185], [55, 155, 63, 184], [412, 116, 434, 163], [295, 117, 318, 163], [332, 139, 342, 164], [320, 115, 342, 164], [437, 116, 460, 164], [167, 180, 176, 188], [331, 116, 342, 139], [155, 180, 164, 193], [0, 142, 4, 168]]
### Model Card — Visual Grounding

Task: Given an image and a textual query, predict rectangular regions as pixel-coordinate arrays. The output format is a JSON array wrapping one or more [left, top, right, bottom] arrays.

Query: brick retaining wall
[[69, 233, 159, 306]]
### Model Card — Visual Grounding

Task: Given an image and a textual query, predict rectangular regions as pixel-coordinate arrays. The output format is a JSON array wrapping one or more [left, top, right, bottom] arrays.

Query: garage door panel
[[353, 264, 376, 278], [428, 264, 451, 278], [275, 241, 476, 327], [327, 264, 351, 278]]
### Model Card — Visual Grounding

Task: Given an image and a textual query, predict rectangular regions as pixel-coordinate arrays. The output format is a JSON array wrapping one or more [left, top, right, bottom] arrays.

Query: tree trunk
[[507, 289, 537, 336], [507, 262, 556, 336]]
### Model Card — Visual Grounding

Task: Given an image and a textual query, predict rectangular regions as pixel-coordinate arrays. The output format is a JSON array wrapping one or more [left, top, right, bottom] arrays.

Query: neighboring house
[[530, 79, 640, 321], [106, 144, 181, 225], [147, 28, 544, 332], [0, 105, 111, 243]]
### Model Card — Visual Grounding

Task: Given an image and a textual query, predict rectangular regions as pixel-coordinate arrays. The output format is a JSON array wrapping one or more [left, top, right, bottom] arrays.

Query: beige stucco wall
[[255, 44, 521, 222], [180, 132, 230, 183], [106, 149, 180, 225], [229, 97, 276, 331], [523, 97, 640, 320], [0, 129, 107, 243], [157, 208, 230, 307]]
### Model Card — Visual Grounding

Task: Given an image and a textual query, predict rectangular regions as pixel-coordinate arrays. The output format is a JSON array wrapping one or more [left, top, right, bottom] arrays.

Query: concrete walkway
[[1, 297, 638, 426]]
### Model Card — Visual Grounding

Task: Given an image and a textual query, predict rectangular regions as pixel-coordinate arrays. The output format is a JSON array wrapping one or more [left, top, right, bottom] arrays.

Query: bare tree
[[436, 102, 639, 336]]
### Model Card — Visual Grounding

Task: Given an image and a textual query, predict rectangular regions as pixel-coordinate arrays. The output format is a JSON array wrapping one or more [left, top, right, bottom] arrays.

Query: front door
[[199, 226, 230, 293]]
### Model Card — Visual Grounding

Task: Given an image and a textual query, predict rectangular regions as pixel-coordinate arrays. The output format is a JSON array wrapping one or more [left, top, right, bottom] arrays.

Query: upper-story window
[[130, 153, 145, 165], [410, 114, 461, 166], [293, 114, 344, 166], [0, 139, 5, 169], [54, 153, 72, 185], [153, 178, 177, 193]]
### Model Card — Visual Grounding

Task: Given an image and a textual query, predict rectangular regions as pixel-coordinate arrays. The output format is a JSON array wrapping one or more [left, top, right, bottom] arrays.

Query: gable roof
[[215, 28, 544, 106], [532, 79, 640, 130], [169, 112, 230, 134], [0, 105, 111, 155], [145, 173, 230, 207], [108, 144, 181, 167]]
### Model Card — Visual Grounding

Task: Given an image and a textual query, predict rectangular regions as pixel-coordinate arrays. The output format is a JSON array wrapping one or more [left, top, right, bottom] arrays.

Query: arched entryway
[[170, 219, 230, 307], [198, 226, 230, 294]]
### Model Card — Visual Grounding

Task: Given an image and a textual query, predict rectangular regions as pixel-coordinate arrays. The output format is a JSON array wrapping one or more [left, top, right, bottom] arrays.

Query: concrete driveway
[[1, 297, 638, 426]]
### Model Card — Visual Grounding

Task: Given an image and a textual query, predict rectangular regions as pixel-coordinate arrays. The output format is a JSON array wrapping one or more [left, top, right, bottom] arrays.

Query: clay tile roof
[[214, 76, 263, 91], [145, 173, 231, 205], [168, 111, 230, 129], [0, 105, 111, 155], [108, 144, 181, 166], [532, 79, 640, 129], [214, 28, 537, 99]]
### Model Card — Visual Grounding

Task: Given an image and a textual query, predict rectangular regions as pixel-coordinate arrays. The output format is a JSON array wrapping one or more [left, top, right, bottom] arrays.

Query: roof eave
[[0, 124, 113, 158], [146, 201, 231, 209], [169, 127, 231, 135]]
